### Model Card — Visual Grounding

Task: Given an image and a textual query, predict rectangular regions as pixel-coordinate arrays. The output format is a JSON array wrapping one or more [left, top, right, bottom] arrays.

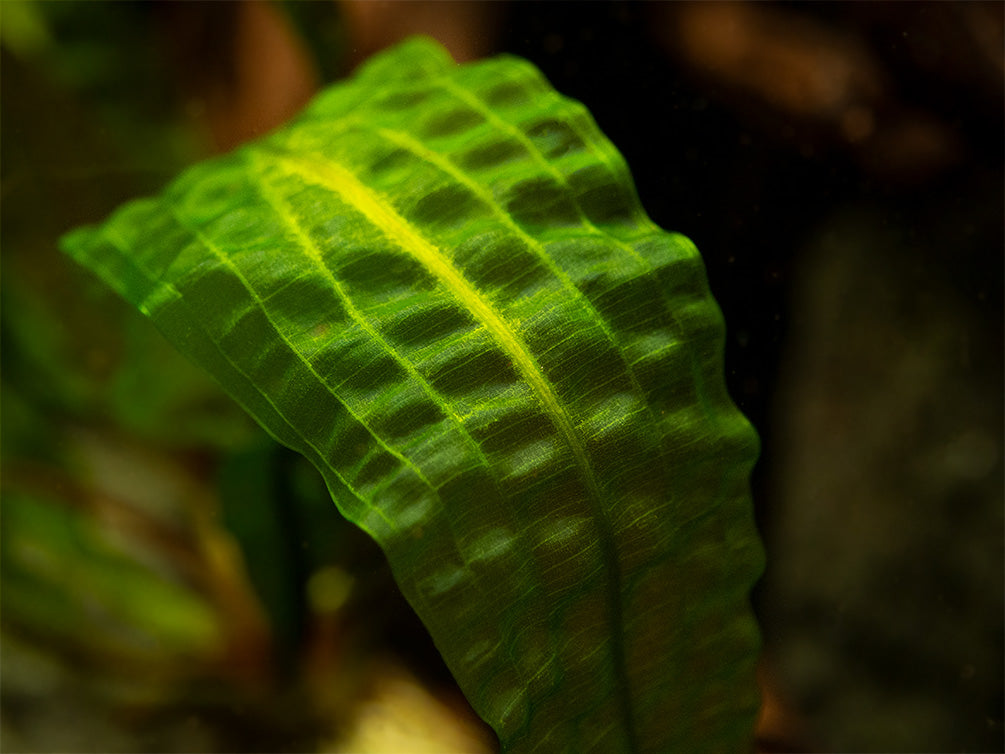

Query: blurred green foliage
[[2, 490, 220, 656], [0, 3, 407, 751]]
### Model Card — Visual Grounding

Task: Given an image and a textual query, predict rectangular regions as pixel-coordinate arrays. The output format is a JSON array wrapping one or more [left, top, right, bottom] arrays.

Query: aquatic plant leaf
[[61, 37, 763, 753]]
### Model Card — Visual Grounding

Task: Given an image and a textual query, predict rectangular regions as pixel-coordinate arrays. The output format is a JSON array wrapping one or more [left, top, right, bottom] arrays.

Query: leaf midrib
[[266, 144, 638, 750], [247, 150, 517, 502]]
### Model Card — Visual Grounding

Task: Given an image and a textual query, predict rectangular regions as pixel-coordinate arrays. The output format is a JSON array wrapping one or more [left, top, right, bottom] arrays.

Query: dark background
[[2, 2, 1002, 752]]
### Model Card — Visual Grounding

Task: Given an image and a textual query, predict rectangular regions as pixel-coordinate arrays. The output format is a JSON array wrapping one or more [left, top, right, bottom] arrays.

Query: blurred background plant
[[1, 2, 1001, 753]]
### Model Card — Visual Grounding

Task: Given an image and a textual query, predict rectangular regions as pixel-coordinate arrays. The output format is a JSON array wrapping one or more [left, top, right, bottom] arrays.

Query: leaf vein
[[160, 198, 440, 528]]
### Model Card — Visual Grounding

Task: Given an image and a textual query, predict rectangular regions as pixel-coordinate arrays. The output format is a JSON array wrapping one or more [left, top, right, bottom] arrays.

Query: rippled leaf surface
[[61, 37, 763, 753]]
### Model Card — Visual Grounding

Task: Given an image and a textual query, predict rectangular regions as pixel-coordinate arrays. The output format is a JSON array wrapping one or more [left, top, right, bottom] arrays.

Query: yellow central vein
[[267, 146, 601, 503], [268, 150, 639, 748], [371, 125, 651, 400], [248, 152, 528, 566], [252, 152, 462, 430], [411, 74, 641, 751]]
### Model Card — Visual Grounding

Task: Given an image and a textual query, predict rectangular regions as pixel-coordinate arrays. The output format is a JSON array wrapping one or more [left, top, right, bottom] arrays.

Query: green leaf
[[61, 37, 763, 753]]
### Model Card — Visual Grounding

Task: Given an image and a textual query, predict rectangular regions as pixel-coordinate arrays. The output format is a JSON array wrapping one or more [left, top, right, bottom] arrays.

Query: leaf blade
[[62, 37, 763, 753]]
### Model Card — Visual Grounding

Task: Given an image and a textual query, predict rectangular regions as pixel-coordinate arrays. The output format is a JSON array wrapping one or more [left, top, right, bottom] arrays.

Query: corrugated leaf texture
[[61, 37, 764, 753]]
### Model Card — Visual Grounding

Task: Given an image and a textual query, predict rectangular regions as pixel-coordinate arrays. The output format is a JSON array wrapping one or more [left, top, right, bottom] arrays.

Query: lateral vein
[[102, 213, 398, 534], [161, 199, 440, 530]]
